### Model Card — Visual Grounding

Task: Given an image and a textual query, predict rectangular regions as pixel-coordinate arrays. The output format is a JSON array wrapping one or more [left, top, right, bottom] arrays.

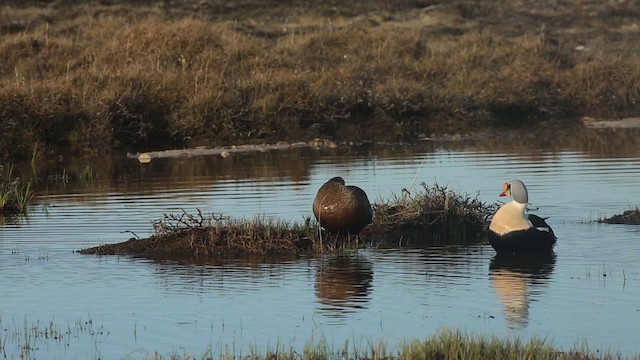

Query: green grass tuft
[[0, 164, 36, 215]]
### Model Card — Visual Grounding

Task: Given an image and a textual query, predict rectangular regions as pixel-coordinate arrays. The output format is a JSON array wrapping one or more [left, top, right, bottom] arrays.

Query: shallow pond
[[1, 129, 640, 359]]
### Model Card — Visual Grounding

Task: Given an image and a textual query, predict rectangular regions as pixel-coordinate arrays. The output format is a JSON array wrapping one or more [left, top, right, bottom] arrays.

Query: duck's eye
[[503, 183, 510, 192]]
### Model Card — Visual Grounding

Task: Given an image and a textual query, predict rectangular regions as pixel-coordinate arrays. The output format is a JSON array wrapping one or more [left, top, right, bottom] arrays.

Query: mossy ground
[[2, 0, 640, 162]]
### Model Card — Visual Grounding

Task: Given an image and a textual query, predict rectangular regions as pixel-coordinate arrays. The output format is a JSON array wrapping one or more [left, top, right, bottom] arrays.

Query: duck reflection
[[489, 252, 556, 329], [148, 254, 300, 293], [315, 253, 373, 317]]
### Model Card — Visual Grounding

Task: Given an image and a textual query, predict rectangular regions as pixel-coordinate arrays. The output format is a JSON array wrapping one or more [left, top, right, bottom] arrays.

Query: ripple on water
[[1, 143, 640, 358]]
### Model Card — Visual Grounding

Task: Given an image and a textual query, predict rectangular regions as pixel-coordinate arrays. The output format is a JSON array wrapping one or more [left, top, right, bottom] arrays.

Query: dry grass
[[598, 207, 640, 225], [79, 183, 494, 258], [0, 317, 634, 360], [79, 209, 325, 258], [398, 328, 631, 360], [365, 183, 495, 245], [5, 1, 640, 162]]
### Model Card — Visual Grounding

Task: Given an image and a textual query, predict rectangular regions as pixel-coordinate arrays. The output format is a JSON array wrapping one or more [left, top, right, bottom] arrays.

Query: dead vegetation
[[79, 183, 495, 258], [363, 183, 495, 245], [2, 1, 640, 161], [598, 207, 640, 225]]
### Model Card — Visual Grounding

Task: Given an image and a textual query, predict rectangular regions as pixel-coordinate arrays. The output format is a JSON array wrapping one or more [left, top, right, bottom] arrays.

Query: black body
[[488, 214, 556, 254]]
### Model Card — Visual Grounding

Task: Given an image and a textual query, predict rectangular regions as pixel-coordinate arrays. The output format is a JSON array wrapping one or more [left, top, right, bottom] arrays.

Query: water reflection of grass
[[470, 127, 640, 159], [11, 126, 640, 192], [43, 164, 97, 185], [79, 184, 495, 258]]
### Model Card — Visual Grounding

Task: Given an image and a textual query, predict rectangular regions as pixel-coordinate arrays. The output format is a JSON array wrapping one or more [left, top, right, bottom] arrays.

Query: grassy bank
[[2, 0, 640, 161], [114, 330, 640, 359], [79, 183, 495, 258], [2, 315, 635, 360]]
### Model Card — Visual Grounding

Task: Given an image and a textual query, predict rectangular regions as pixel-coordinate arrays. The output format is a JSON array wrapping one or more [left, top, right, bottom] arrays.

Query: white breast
[[489, 201, 532, 235]]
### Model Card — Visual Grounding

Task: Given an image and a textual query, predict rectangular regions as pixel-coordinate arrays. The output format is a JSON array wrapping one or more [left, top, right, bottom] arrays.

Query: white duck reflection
[[489, 253, 556, 329]]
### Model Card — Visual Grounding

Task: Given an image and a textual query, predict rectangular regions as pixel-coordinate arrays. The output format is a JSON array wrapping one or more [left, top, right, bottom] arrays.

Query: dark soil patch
[[78, 227, 316, 258]]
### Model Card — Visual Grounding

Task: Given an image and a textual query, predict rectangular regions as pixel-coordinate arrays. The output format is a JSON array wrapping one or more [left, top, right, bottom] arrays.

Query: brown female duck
[[313, 177, 373, 235]]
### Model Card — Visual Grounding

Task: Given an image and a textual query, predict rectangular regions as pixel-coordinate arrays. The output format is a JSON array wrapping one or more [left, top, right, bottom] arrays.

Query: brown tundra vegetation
[[1, 0, 640, 163], [79, 183, 495, 258]]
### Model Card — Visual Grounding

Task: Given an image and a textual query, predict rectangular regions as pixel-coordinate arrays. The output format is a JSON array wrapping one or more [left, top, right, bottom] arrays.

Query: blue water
[[1, 132, 640, 359]]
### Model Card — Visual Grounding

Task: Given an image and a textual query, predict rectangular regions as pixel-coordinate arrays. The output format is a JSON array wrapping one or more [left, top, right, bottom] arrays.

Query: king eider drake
[[313, 177, 373, 235], [488, 180, 556, 254]]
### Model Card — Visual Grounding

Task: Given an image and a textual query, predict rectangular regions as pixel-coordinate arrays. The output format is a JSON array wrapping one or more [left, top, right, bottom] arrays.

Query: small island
[[597, 207, 640, 225], [79, 183, 495, 259]]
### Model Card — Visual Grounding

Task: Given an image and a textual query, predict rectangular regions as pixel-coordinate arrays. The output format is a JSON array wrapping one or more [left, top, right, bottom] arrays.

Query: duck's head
[[329, 176, 346, 185], [500, 180, 528, 204]]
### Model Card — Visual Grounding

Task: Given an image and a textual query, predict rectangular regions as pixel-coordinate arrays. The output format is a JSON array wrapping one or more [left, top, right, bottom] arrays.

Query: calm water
[[2, 129, 640, 359]]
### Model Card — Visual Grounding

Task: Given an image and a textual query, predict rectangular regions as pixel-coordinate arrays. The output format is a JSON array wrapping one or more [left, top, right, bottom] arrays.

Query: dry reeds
[[0, 316, 633, 360], [79, 208, 362, 258], [79, 183, 495, 258], [80, 210, 320, 258], [398, 328, 629, 360], [598, 207, 640, 225], [365, 183, 495, 245], [3, 1, 640, 161]]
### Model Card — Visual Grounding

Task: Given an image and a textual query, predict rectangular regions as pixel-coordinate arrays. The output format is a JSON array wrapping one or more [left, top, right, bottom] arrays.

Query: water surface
[[2, 129, 640, 358]]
